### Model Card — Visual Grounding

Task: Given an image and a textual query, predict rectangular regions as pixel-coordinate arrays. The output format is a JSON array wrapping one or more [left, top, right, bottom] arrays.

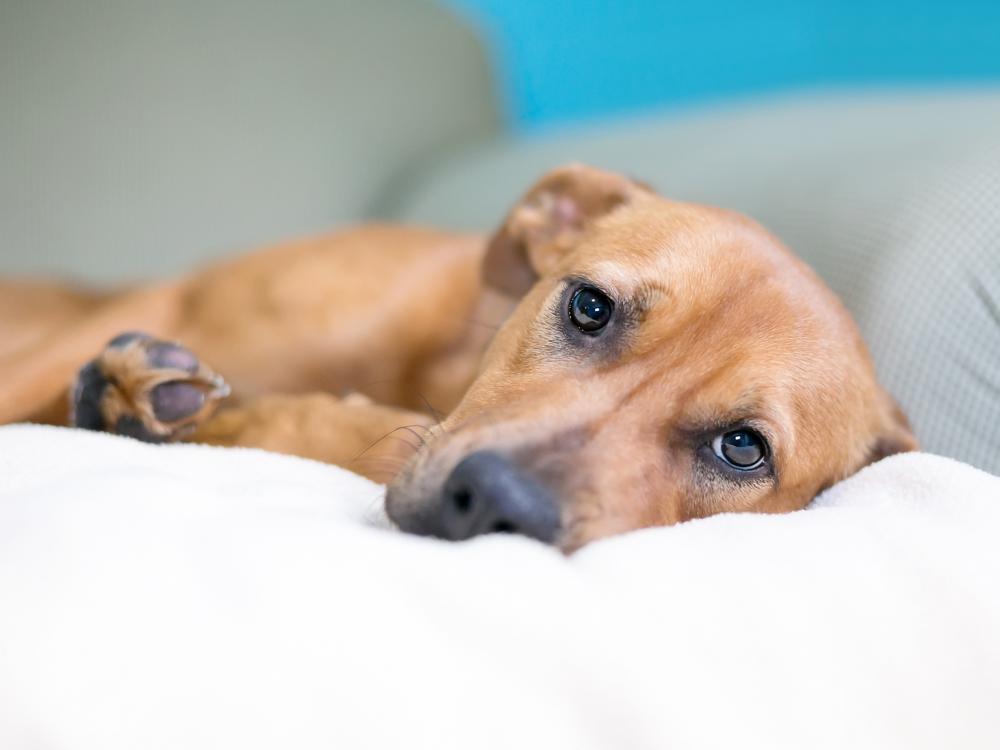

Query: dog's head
[[386, 164, 916, 552]]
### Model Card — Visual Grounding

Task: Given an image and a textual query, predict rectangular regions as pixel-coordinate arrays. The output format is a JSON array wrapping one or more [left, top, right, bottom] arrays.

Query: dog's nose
[[439, 451, 560, 543]]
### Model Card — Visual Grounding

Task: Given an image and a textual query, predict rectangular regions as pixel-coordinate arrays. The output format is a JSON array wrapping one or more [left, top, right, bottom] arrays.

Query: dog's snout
[[437, 451, 559, 543]]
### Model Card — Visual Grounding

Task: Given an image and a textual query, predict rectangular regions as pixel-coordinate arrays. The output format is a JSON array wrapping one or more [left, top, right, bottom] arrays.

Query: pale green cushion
[[783, 145, 1000, 475], [0, 0, 497, 282]]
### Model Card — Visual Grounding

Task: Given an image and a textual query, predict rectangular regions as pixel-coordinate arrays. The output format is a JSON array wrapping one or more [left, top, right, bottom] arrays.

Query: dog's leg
[[193, 392, 434, 483], [70, 332, 433, 482]]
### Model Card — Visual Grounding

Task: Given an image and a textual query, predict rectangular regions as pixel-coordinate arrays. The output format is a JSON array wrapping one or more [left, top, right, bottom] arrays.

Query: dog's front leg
[[70, 332, 432, 482]]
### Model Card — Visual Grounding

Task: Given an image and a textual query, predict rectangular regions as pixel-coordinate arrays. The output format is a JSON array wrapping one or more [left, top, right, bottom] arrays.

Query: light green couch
[[2, 1, 998, 474], [0, 0, 498, 281]]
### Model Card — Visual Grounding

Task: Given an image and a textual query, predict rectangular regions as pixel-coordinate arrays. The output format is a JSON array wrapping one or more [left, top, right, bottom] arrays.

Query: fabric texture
[[2, 424, 999, 749], [768, 144, 1000, 475]]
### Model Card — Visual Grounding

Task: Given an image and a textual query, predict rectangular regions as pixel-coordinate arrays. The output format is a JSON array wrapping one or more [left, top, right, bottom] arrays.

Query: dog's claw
[[70, 332, 229, 442]]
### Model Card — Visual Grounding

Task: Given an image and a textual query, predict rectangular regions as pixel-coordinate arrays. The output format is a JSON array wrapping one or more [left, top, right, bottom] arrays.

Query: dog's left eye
[[712, 429, 766, 470], [569, 286, 613, 333]]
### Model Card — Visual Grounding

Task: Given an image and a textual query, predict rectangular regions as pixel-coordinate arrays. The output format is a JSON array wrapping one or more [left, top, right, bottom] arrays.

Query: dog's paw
[[70, 331, 230, 442]]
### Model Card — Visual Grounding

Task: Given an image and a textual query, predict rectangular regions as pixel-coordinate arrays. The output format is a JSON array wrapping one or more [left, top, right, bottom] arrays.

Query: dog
[[0, 164, 917, 551]]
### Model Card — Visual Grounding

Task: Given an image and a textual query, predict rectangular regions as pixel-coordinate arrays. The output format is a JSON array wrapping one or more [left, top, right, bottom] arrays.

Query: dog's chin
[[382, 485, 434, 537], [553, 516, 641, 554]]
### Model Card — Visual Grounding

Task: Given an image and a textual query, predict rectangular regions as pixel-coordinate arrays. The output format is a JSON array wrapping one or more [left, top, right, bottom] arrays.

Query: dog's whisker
[[383, 433, 423, 452], [397, 425, 429, 449], [351, 425, 424, 462], [416, 392, 447, 433], [405, 423, 437, 440]]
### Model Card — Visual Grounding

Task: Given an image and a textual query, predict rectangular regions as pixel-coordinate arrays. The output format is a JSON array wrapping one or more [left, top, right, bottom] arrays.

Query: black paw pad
[[150, 381, 206, 422], [146, 342, 200, 373], [107, 331, 152, 349], [71, 361, 110, 431], [114, 415, 166, 443]]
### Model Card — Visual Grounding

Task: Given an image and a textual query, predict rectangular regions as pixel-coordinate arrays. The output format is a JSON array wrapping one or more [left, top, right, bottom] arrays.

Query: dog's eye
[[569, 286, 613, 333], [712, 429, 766, 470]]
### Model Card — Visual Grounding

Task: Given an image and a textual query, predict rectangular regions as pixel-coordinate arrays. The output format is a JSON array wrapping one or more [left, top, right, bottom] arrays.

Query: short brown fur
[[0, 164, 916, 550]]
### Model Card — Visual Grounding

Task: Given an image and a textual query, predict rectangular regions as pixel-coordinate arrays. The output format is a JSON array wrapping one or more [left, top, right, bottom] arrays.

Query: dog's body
[[0, 165, 917, 550], [1, 226, 492, 426]]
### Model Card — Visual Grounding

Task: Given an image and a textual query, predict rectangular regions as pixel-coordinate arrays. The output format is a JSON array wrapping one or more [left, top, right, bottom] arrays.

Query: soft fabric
[[387, 89, 1000, 474], [1, 424, 999, 749]]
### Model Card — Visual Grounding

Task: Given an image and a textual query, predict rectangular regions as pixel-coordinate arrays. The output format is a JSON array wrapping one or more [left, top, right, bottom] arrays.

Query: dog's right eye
[[569, 286, 613, 333]]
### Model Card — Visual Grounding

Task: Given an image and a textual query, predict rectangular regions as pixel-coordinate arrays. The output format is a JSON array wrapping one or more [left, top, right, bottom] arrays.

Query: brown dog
[[0, 164, 916, 551]]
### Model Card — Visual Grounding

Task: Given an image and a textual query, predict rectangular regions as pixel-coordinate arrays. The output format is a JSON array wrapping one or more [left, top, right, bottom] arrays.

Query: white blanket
[[1, 424, 998, 749]]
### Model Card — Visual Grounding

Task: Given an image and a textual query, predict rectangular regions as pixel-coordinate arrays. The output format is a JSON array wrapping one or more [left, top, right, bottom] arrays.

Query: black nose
[[437, 451, 560, 543]]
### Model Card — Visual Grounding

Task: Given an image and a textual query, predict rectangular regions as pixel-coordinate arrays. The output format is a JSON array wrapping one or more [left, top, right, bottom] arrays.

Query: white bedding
[[1, 424, 998, 749]]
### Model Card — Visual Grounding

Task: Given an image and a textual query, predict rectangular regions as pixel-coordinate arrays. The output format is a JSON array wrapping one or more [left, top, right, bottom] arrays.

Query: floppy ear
[[866, 391, 919, 464], [483, 163, 654, 296]]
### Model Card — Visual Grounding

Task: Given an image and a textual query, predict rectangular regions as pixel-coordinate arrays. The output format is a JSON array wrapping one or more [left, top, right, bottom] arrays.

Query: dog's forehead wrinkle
[[571, 253, 670, 296], [597, 365, 668, 417], [583, 259, 640, 289]]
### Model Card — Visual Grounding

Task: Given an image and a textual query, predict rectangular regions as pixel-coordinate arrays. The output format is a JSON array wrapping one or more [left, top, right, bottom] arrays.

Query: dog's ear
[[865, 391, 919, 465], [483, 163, 654, 296]]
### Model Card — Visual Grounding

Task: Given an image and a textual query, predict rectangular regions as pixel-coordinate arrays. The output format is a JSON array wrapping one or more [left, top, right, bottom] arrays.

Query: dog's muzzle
[[390, 451, 560, 543]]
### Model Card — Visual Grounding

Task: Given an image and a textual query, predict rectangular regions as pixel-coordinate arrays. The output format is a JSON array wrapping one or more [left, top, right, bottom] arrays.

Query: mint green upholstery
[[0, 0, 497, 282]]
